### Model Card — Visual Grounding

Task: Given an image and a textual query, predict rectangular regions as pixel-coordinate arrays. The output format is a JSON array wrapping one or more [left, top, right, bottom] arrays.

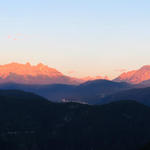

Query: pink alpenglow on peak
[[0, 63, 81, 85], [114, 65, 150, 84]]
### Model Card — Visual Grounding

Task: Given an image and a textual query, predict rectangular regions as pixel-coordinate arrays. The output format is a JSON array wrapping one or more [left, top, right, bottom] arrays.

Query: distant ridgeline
[[0, 79, 133, 104]]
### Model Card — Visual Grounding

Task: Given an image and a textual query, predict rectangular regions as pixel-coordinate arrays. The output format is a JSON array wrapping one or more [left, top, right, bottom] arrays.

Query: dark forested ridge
[[98, 87, 150, 106], [141, 142, 150, 150], [0, 90, 150, 150]]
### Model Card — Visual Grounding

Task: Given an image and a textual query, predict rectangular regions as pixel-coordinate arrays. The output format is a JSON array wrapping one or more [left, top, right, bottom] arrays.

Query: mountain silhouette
[[0, 79, 132, 104], [0, 90, 150, 150], [98, 87, 150, 106]]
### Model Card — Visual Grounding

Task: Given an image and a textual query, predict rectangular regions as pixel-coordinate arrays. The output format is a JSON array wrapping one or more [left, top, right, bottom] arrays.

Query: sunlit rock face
[[0, 62, 62, 77], [114, 65, 150, 84], [0, 62, 81, 85]]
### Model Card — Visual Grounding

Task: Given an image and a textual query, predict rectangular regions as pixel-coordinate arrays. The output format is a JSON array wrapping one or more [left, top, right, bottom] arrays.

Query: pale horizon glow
[[0, 0, 150, 79]]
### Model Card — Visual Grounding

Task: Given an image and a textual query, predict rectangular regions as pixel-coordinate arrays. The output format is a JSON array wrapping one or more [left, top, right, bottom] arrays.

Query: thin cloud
[[7, 34, 27, 41]]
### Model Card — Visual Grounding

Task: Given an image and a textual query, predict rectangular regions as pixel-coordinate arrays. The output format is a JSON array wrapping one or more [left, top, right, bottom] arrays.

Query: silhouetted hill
[[0, 83, 76, 102], [73, 80, 132, 104], [98, 87, 150, 106], [0, 80, 132, 104], [0, 90, 149, 150]]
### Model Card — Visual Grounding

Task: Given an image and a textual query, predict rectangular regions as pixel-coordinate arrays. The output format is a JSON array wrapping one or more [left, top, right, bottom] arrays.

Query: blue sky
[[0, 0, 150, 78]]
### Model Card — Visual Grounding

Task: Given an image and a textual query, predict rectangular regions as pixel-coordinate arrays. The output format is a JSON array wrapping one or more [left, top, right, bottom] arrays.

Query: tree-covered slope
[[0, 90, 149, 150], [98, 87, 150, 106]]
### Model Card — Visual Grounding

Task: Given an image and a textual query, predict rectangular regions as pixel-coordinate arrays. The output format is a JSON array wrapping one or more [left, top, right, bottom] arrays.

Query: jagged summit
[[114, 65, 150, 84], [0, 62, 80, 85], [0, 62, 62, 77], [0, 62, 111, 85]]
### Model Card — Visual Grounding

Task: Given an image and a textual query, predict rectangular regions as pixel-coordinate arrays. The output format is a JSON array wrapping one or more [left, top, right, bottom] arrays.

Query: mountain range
[[1, 63, 150, 85], [1, 63, 150, 150], [1, 63, 150, 105], [0, 80, 132, 104], [0, 62, 108, 85], [0, 62, 82, 85]]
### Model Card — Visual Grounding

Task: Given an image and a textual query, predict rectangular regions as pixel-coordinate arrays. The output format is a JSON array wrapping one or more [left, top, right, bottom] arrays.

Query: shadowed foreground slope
[[0, 90, 149, 150]]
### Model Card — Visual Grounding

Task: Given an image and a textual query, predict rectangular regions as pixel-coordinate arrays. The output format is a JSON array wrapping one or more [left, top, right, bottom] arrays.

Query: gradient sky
[[0, 0, 150, 79]]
